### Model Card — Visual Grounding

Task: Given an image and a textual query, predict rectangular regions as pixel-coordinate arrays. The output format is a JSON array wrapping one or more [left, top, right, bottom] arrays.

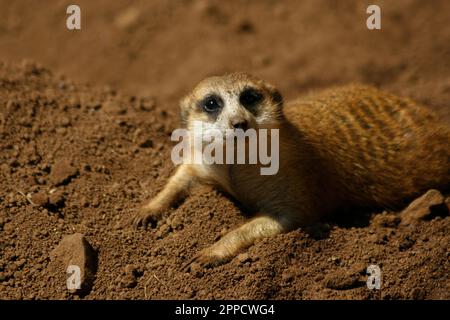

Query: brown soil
[[0, 0, 449, 300]]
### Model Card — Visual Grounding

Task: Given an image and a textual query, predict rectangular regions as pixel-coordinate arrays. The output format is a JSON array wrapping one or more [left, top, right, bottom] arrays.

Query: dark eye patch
[[239, 87, 263, 109], [199, 94, 224, 113]]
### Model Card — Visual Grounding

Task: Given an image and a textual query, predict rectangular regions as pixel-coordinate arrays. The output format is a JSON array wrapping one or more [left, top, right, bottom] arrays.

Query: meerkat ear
[[179, 96, 190, 126], [265, 83, 283, 106], [271, 89, 283, 106]]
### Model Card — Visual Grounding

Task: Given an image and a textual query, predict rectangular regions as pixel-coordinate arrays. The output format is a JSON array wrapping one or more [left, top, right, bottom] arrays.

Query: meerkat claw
[[183, 246, 231, 272], [182, 256, 199, 272], [132, 208, 160, 229]]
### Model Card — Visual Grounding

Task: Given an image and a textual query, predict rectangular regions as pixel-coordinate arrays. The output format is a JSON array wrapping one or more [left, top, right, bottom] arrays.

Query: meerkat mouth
[[170, 121, 280, 175]]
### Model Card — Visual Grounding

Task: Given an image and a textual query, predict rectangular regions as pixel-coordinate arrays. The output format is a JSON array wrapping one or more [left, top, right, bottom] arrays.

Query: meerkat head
[[180, 73, 284, 135]]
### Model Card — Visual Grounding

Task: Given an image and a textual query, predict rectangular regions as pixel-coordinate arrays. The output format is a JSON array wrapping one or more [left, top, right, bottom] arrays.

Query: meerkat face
[[180, 73, 284, 136]]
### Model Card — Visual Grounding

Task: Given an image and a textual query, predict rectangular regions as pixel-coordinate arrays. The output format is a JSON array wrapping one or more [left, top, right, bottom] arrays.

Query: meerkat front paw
[[184, 243, 234, 271], [132, 204, 164, 229]]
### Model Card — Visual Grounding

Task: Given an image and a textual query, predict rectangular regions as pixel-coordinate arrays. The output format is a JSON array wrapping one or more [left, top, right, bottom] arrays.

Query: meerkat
[[133, 73, 450, 269]]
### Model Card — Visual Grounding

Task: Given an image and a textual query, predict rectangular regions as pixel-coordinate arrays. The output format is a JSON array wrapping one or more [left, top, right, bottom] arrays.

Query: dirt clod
[[372, 212, 401, 228], [323, 271, 362, 290], [50, 233, 97, 295], [237, 253, 252, 264], [50, 160, 79, 186], [400, 190, 445, 225], [103, 100, 127, 115], [118, 264, 143, 288], [31, 192, 49, 207], [48, 191, 65, 208]]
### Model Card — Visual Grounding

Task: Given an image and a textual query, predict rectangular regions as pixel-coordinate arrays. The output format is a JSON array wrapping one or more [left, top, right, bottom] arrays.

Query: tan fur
[[133, 73, 450, 268]]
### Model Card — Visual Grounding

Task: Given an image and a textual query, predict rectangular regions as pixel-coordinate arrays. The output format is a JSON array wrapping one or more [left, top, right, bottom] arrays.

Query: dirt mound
[[1, 1, 450, 123], [0, 62, 448, 300]]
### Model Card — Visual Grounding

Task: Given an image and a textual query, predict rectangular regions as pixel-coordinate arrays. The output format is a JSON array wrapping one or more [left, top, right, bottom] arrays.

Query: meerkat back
[[284, 84, 450, 208]]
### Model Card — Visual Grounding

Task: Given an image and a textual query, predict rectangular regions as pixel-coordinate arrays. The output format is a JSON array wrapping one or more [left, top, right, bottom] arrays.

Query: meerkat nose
[[231, 119, 248, 130]]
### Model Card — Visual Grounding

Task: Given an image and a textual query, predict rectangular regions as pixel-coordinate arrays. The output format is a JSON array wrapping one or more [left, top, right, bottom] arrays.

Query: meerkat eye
[[240, 88, 263, 108], [201, 95, 223, 113]]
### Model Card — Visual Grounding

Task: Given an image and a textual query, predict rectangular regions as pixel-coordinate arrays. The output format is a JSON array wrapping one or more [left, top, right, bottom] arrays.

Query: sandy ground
[[0, 0, 449, 299]]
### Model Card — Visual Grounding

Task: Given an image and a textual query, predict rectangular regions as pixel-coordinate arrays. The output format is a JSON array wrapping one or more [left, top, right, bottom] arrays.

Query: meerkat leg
[[185, 215, 288, 269], [133, 165, 194, 229]]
